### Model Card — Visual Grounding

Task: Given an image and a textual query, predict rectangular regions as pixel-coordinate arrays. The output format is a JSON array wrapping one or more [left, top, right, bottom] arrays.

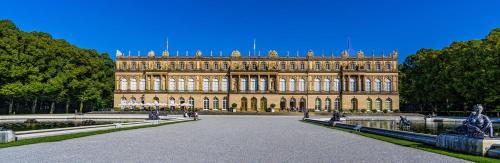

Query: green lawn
[[0, 120, 189, 148], [303, 121, 499, 163]]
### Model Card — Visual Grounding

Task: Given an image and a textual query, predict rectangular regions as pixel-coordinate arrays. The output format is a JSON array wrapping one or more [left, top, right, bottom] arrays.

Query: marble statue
[[451, 104, 494, 138], [399, 116, 411, 130]]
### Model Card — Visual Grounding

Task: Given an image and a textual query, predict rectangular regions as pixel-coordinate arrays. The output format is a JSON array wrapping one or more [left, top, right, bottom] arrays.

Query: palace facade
[[114, 49, 399, 112]]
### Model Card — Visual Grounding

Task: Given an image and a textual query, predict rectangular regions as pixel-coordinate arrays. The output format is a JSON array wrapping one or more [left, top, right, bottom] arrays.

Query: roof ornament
[[268, 50, 278, 58], [116, 49, 123, 57], [231, 50, 241, 58], [307, 50, 314, 58], [128, 50, 131, 57], [357, 50, 364, 58], [147, 50, 155, 57], [162, 50, 169, 57], [196, 50, 202, 58], [391, 50, 398, 59]]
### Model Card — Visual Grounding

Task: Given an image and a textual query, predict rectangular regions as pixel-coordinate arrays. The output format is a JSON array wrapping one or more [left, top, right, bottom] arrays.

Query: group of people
[[183, 109, 198, 120], [280, 107, 305, 112]]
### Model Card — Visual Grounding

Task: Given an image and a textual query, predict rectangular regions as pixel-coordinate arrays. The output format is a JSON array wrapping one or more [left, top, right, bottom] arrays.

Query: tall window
[[376, 62, 381, 70], [350, 63, 356, 70], [250, 77, 257, 91], [289, 78, 296, 91], [335, 63, 340, 70], [314, 78, 321, 92], [178, 78, 185, 91], [120, 78, 128, 91], [188, 78, 194, 91], [131, 62, 136, 70], [324, 78, 330, 92], [204, 63, 209, 70], [325, 98, 331, 111], [334, 78, 340, 91], [365, 79, 371, 92], [299, 78, 305, 92], [189, 62, 194, 70], [154, 76, 160, 91], [240, 78, 247, 91], [140, 78, 145, 91], [213, 97, 219, 110], [366, 99, 372, 110], [375, 98, 382, 111], [375, 79, 381, 92], [315, 98, 321, 111], [203, 97, 209, 110], [156, 62, 161, 69], [259, 77, 267, 91], [386, 63, 392, 70], [260, 62, 267, 70], [223, 63, 228, 70], [214, 63, 219, 70], [349, 78, 356, 92], [334, 98, 341, 110], [222, 78, 228, 92], [130, 78, 137, 91], [203, 78, 209, 92], [169, 78, 176, 91], [326, 63, 331, 70], [281, 62, 286, 70], [315, 62, 320, 70], [188, 97, 194, 109], [180, 62, 185, 70], [222, 96, 228, 110], [366, 63, 371, 70], [212, 78, 219, 92], [385, 98, 392, 111], [170, 62, 175, 70], [291, 63, 296, 70], [385, 79, 392, 92], [300, 62, 305, 70], [280, 78, 286, 91], [252, 63, 257, 70]]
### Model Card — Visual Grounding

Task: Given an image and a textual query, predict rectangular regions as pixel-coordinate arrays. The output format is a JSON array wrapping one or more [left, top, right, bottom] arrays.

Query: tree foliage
[[0, 20, 114, 114], [399, 28, 500, 112]]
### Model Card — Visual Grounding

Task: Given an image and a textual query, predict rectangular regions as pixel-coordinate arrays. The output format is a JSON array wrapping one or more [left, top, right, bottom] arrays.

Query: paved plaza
[[0, 115, 468, 163]]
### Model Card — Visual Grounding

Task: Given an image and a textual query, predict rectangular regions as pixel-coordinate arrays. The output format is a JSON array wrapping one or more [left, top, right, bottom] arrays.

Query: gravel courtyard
[[0, 115, 468, 163]]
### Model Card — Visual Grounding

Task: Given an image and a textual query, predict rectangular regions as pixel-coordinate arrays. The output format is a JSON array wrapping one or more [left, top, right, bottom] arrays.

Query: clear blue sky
[[1, 0, 499, 63]]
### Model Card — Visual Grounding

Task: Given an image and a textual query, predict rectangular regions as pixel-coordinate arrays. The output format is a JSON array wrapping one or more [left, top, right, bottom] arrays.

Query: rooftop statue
[[450, 104, 494, 138]]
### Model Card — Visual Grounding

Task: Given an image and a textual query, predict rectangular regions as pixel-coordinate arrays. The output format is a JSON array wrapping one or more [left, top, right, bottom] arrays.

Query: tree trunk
[[8, 98, 13, 114], [79, 101, 83, 113], [31, 97, 38, 114], [50, 102, 55, 114], [65, 101, 69, 114]]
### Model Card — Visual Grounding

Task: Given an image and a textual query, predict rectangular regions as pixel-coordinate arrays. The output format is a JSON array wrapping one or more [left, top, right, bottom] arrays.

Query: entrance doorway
[[299, 98, 306, 112], [290, 98, 296, 111]]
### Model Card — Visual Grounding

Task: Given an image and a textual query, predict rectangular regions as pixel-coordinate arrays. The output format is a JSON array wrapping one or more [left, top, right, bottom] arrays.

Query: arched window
[[385, 98, 392, 111], [385, 79, 392, 92], [169, 97, 175, 110], [324, 78, 330, 92], [299, 78, 305, 92], [325, 98, 331, 112], [222, 96, 228, 110], [203, 97, 209, 110], [279, 78, 286, 91], [140, 78, 146, 91], [250, 77, 257, 91], [212, 78, 219, 92], [154, 77, 161, 91], [375, 79, 382, 92], [241, 97, 248, 111], [366, 98, 372, 110], [259, 77, 267, 91], [314, 78, 321, 92], [334, 78, 340, 91], [169, 78, 176, 91], [334, 98, 341, 110], [188, 97, 194, 109], [222, 77, 228, 92], [203, 78, 209, 92], [130, 78, 137, 91], [315, 98, 321, 111], [375, 98, 382, 111], [365, 79, 371, 92], [289, 78, 296, 91], [120, 97, 127, 110], [179, 97, 185, 104], [213, 97, 219, 110], [349, 78, 356, 92], [214, 63, 219, 70], [351, 98, 358, 110], [240, 78, 247, 91], [120, 78, 128, 91], [188, 78, 194, 91], [178, 78, 185, 91]]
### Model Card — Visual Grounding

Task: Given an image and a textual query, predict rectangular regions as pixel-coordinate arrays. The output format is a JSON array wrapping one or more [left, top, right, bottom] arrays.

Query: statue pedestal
[[0, 130, 15, 143], [436, 134, 500, 156]]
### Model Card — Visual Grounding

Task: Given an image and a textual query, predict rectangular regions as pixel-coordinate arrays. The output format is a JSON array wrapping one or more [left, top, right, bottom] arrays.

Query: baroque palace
[[114, 49, 399, 112]]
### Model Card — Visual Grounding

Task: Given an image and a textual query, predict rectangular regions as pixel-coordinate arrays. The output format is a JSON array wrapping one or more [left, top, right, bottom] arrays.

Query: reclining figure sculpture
[[450, 104, 494, 138]]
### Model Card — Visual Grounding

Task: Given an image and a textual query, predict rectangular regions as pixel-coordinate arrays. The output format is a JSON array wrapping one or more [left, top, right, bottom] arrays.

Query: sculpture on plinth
[[450, 104, 494, 138], [399, 116, 411, 131], [329, 110, 342, 123]]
